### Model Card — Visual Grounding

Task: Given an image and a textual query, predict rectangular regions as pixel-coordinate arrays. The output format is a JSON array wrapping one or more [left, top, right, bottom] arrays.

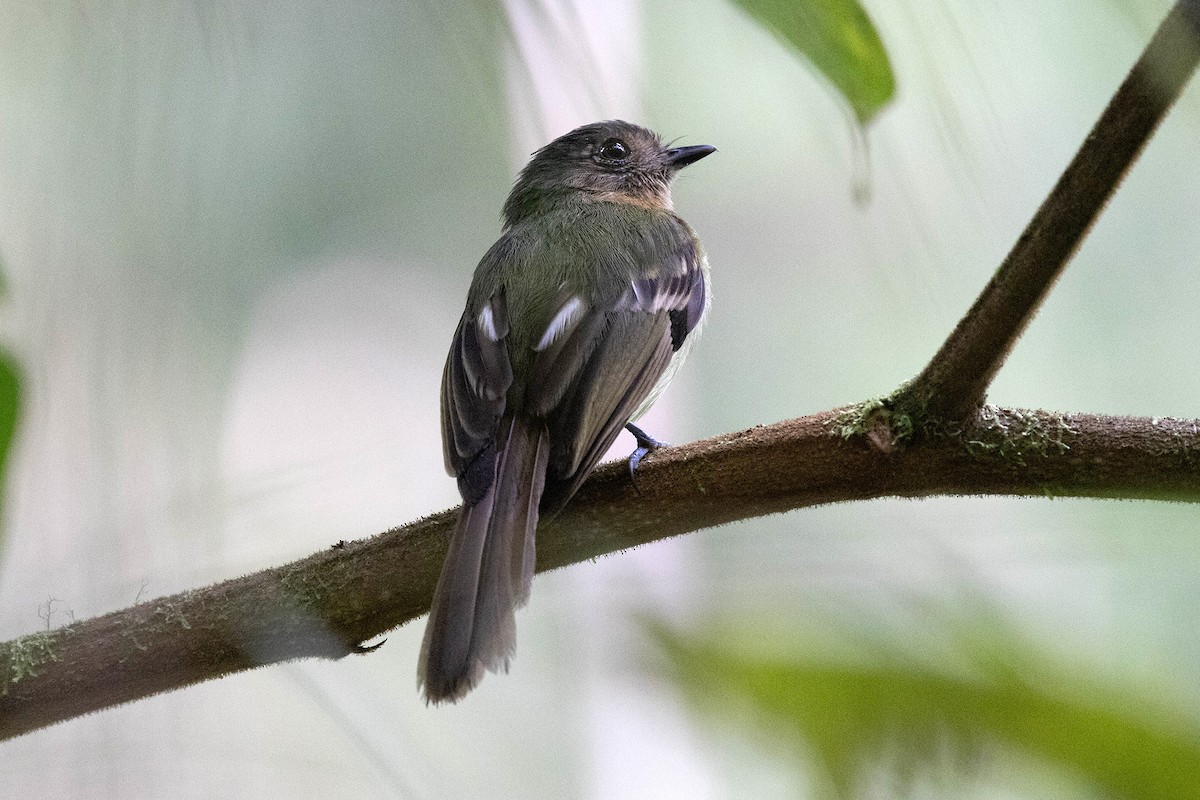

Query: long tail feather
[[418, 415, 548, 703]]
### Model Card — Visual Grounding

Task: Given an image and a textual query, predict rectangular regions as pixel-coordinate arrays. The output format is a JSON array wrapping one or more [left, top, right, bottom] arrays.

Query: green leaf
[[655, 623, 1200, 799], [0, 352, 19, 531], [731, 0, 895, 124], [0, 251, 16, 543]]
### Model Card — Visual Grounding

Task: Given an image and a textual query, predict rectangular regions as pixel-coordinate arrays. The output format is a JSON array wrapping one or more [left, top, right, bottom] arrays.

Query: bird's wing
[[530, 233, 707, 513], [441, 286, 514, 504], [441, 217, 706, 513]]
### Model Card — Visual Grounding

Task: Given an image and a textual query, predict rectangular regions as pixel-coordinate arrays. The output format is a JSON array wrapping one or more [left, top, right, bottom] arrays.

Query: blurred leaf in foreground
[[0, 256, 17, 544], [730, 0, 895, 124], [654, 620, 1200, 799]]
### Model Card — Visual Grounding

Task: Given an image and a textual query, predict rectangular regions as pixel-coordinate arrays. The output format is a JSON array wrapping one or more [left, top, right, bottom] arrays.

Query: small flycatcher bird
[[420, 120, 714, 702]]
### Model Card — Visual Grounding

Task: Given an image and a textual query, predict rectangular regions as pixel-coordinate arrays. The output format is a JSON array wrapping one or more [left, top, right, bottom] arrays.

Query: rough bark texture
[[2, 0, 1199, 745], [903, 0, 1200, 420], [2, 408, 1199, 740]]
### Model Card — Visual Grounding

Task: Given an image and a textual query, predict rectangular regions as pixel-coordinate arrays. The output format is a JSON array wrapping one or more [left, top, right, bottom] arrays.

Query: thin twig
[[902, 0, 1200, 421]]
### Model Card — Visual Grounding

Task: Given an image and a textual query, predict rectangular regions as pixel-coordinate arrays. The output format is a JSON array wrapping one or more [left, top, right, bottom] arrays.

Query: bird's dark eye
[[598, 138, 630, 161]]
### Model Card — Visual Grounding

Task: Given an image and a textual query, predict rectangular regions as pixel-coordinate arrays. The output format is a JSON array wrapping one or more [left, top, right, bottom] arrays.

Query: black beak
[[665, 144, 716, 169]]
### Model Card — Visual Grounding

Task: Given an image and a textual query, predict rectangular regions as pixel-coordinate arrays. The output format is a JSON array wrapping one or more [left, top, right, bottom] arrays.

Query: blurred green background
[[1, 0, 1198, 797]]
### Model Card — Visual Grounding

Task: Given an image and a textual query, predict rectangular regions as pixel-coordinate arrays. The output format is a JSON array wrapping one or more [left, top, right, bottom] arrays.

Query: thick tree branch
[[902, 0, 1200, 421], [2, 407, 1199, 740], [2, 0, 1198, 747]]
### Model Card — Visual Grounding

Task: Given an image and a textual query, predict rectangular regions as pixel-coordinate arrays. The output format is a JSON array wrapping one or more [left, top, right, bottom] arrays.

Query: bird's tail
[[418, 415, 549, 703]]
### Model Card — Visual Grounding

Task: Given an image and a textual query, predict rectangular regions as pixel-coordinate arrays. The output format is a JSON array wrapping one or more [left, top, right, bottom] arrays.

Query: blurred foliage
[[730, 0, 895, 124], [0, 355, 17, 517], [0, 260, 17, 540], [654, 619, 1200, 799]]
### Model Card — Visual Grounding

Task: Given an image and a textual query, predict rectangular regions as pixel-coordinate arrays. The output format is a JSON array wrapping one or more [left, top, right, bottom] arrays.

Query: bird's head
[[503, 120, 715, 226]]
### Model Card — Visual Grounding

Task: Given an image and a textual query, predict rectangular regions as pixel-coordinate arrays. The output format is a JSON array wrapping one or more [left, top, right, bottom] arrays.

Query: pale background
[[0, 0, 1198, 797]]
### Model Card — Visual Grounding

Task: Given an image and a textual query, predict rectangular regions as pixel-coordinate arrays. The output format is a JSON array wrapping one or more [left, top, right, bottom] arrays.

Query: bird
[[419, 119, 715, 703]]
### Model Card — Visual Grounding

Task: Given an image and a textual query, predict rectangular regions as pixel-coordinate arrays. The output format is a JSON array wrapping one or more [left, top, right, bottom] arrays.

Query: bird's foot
[[625, 422, 668, 488]]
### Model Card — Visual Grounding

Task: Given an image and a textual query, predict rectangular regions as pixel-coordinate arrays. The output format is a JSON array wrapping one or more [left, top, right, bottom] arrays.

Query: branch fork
[[2, 0, 1199, 742]]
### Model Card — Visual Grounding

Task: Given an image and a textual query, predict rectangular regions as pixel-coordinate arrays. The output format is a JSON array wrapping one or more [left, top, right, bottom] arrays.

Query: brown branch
[[2, 407, 1199, 741], [2, 0, 1199, 748], [902, 0, 1200, 421]]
